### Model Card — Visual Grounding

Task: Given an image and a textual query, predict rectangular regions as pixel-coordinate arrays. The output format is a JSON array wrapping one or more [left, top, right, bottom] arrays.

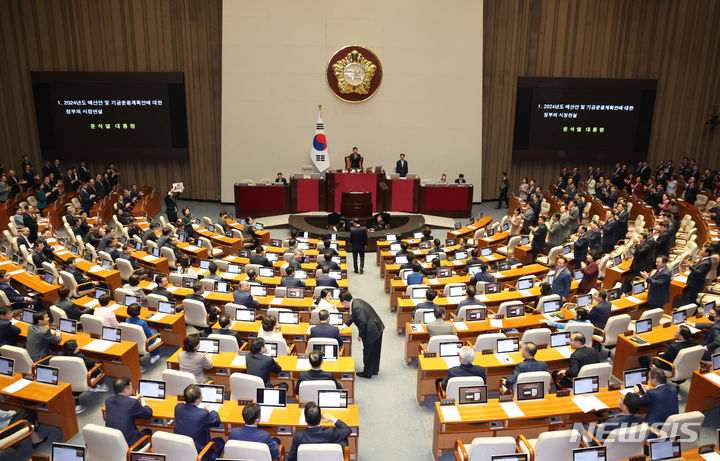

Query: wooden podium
[[341, 192, 372, 218]]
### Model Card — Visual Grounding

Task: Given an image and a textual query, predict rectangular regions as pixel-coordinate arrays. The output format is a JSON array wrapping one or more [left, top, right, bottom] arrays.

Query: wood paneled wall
[[483, 0, 720, 199], [0, 0, 222, 200]]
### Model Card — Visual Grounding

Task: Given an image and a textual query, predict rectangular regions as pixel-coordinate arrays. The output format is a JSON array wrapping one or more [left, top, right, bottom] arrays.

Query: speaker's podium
[[341, 192, 372, 218]]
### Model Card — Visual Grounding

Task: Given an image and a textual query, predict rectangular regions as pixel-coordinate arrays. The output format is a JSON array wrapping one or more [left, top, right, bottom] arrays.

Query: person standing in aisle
[[340, 291, 384, 378], [349, 220, 367, 274]]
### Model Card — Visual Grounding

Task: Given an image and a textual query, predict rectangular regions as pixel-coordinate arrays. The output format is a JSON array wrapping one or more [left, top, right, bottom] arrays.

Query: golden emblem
[[332, 50, 377, 95]]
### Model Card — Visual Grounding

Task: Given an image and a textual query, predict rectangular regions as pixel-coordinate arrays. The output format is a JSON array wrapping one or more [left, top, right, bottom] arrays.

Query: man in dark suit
[[497, 172, 509, 209], [501, 342, 548, 394], [630, 233, 655, 277], [395, 153, 408, 177], [186, 282, 220, 326], [245, 338, 288, 389], [638, 368, 679, 426], [141, 223, 159, 244], [573, 226, 590, 264], [249, 248, 272, 267], [688, 303, 720, 360], [174, 384, 225, 461], [274, 172, 287, 185], [553, 332, 600, 388], [214, 314, 244, 348], [601, 212, 618, 254], [232, 280, 259, 309], [546, 213, 562, 250], [280, 266, 306, 288], [0, 270, 43, 311], [638, 325, 695, 370], [65, 258, 95, 289], [151, 274, 175, 303], [469, 263, 496, 285], [454, 174, 466, 184], [588, 289, 612, 331], [675, 245, 712, 308], [104, 376, 153, 446], [341, 291, 384, 378], [0, 306, 21, 346], [348, 147, 362, 170], [315, 265, 339, 288], [22, 206, 39, 243], [55, 286, 92, 321], [294, 349, 342, 394], [654, 222, 672, 257], [317, 250, 341, 272], [310, 309, 343, 347], [530, 216, 548, 263], [551, 256, 572, 302], [286, 402, 351, 461], [412, 288, 440, 319], [587, 221, 602, 253], [228, 403, 280, 460], [441, 345, 486, 390], [349, 220, 367, 274], [596, 392, 644, 442], [16, 227, 32, 251], [642, 256, 671, 310], [464, 248, 483, 271]]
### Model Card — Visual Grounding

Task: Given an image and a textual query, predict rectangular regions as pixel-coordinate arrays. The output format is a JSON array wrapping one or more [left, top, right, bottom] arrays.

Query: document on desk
[[453, 260, 464, 266], [409, 324, 425, 333], [202, 290, 212, 297], [296, 358, 311, 370], [148, 313, 167, 322], [55, 250, 70, 256], [260, 406, 274, 422], [500, 401, 525, 418], [519, 290, 533, 297], [453, 321, 468, 331], [701, 452, 720, 461], [485, 255, 497, 261], [494, 353, 514, 365], [269, 298, 284, 305], [11, 319, 19, 325], [444, 357, 461, 368], [3, 378, 33, 394], [8, 269, 23, 276], [83, 339, 115, 352], [489, 319, 504, 328], [205, 403, 222, 413], [625, 296, 643, 304], [167, 286, 179, 293], [478, 295, 490, 302], [427, 278, 440, 285], [231, 355, 246, 367], [490, 272, 502, 278], [555, 346, 573, 358], [572, 394, 608, 413], [674, 275, 688, 284], [446, 296, 464, 305], [185, 245, 200, 252], [688, 325, 700, 335], [88, 265, 104, 273], [145, 282, 157, 290], [84, 299, 100, 308], [440, 405, 461, 422], [703, 372, 720, 386]]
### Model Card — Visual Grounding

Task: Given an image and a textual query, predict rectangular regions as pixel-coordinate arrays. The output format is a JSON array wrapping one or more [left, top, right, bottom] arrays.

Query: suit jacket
[[574, 233, 590, 263], [588, 301, 612, 330], [505, 358, 548, 387], [426, 319, 455, 337], [0, 319, 21, 346], [295, 368, 342, 393], [441, 362, 487, 390], [141, 229, 157, 244], [249, 254, 272, 267], [349, 226, 368, 251], [686, 257, 711, 290], [174, 403, 221, 457], [215, 328, 244, 347], [246, 352, 282, 386], [470, 271, 497, 285], [588, 228, 602, 252], [639, 384, 679, 426], [310, 322, 343, 347], [315, 275, 339, 288], [567, 346, 600, 378], [598, 413, 644, 441], [56, 297, 91, 321], [531, 224, 547, 252], [696, 320, 720, 352], [345, 298, 384, 342], [27, 324, 62, 362], [395, 159, 408, 176], [647, 267, 671, 306], [232, 290, 259, 309], [0, 282, 25, 303], [105, 394, 153, 445], [151, 286, 174, 302], [68, 267, 90, 284], [228, 425, 280, 460], [280, 277, 305, 288], [547, 220, 562, 248], [287, 419, 352, 461], [552, 267, 572, 299], [16, 234, 31, 251], [658, 339, 696, 364], [631, 241, 655, 274], [655, 231, 671, 257]]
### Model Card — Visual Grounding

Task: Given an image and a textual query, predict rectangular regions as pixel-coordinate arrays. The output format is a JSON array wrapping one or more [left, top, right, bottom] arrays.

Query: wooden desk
[[446, 217, 492, 240], [130, 397, 360, 460], [177, 241, 209, 260], [684, 370, 720, 412], [432, 388, 624, 459], [0, 374, 79, 441], [0, 259, 61, 304], [131, 251, 170, 275], [476, 231, 510, 250], [166, 351, 356, 400], [53, 249, 122, 290], [417, 347, 571, 404]]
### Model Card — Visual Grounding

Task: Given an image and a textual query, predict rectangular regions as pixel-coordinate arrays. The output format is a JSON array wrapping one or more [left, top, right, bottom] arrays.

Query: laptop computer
[[124, 295, 139, 306], [59, 318, 78, 335], [516, 381, 544, 401], [215, 281, 231, 294], [328, 312, 345, 326], [95, 287, 110, 299], [712, 353, 720, 372], [465, 307, 487, 322], [648, 439, 681, 461], [550, 331, 571, 348], [517, 277, 534, 290], [671, 310, 687, 325], [632, 280, 645, 296], [542, 299, 561, 314], [286, 287, 304, 299], [197, 338, 220, 354], [573, 375, 600, 395], [21, 309, 35, 324], [52, 443, 86, 461], [492, 455, 528, 461], [411, 287, 427, 300], [484, 282, 501, 294], [157, 301, 176, 314], [130, 453, 166, 461], [448, 285, 466, 297], [496, 337, 520, 353], [317, 389, 348, 409], [35, 364, 59, 385], [623, 368, 648, 388], [635, 318, 652, 335], [572, 446, 607, 461], [576, 294, 592, 308], [437, 267, 453, 278], [458, 385, 487, 405], [312, 343, 339, 361], [0, 357, 14, 377], [278, 311, 299, 325], [102, 327, 122, 343], [138, 379, 167, 400], [506, 304, 524, 318], [235, 309, 256, 322], [422, 310, 436, 324], [250, 285, 267, 297], [198, 384, 225, 412], [256, 387, 286, 419], [227, 263, 241, 274]]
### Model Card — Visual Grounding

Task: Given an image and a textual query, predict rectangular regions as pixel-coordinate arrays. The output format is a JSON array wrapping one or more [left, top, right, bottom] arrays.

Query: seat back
[[224, 303, 246, 318], [445, 376, 485, 401], [84, 244, 97, 262], [676, 303, 697, 317], [147, 293, 169, 309], [578, 362, 612, 388], [49, 356, 90, 392], [0, 345, 33, 375], [467, 436, 517, 461], [273, 286, 287, 298], [597, 254, 611, 279], [404, 284, 426, 297], [83, 424, 129, 461], [162, 369, 196, 397], [535, 294, 561, 314], [426, 335, 460, 355], [474, 333, 506, 352], [42, 261, 59, 284], [533, 429, 581, 461], [497, 301, 524, 317], [513, 371, 552, 395], [200, 278, 216, 291], [59, 270, 81, 297], [115, 258, 135, 281], [161, 246, 177, 269], [597, 314, 631, 346], [670, 345, 705, 381], [520, 328, 551, 347], [208, 333, 239, 353], [307, 337, 341, 354], [151, 431, 198, 461], [80, 314, 105, 337], [413, 308, 433, 322], [113, 288, 134, 305], [168, 273, 184, 286], [541, 246, 563, 267], [263, 337, 290, 356], [223, 440, 272, 461], [297, 443, 344, 461], [604, 423, 651, 461], [49, 305, 67, 326], [298, 380, 338, 403], [638, 308, 664, 327], [199, 237, 213, 253], [183, 299, 210, 328], [564, 322, 594, 340], [505, 236, 522, 255], [229, 372, 265, 401], [118, 323, 150, 355], [659, 411, 704, 449]]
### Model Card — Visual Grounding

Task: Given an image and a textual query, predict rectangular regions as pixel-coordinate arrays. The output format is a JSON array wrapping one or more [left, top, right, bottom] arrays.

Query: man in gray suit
[[500, 342, 548, 394], [568, 201, 580, 235], [426, 306, 455, 337], [27, 311, 62, 362], [546, 213, 562, 251], [558, 206, 572, 242], [233, 280, 259, 309]]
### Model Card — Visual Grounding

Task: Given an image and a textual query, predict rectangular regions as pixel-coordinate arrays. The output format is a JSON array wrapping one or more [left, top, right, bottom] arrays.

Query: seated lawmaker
[[312, 289, 338, 313], [412, 288, 439, 319], [596, 392, 643, 442], [310, 309, 343, 347], [186, 282, 220, 327], [427, 306, 454, 337], [469, 263, 496, 285], [179, 334, 213, 384], [316, 265, 339, 288], [552, 332, 599, 389], [546, 307, 590, 331], [0, 306, 21, 346], [246, 337, 288, 389], [0, 269, 43, 311], [686, 302, 720, 360], [280, 266, 305, 288], [441, 346, 486, 390], [257, 315, 284, 341], [27, 311, 62, 363], [249, 247, 272, 267], [286, 402, 351, 461], [60, 340, 108, 392], [638, 325, 694, 370], [228, 403, 280, 460], [215, 314, 244, 348], [104, 376, 153, 447], [501, 342, 548, 394], [174, 384, 225, 461], [232, 280, 259, 309], [406, 263, 424, 285], [94, 293, 119, 327], [637, 368, 679, 426], [122, 274, 147, 303], [295, 349, 343, 394], [458, 285, 485, 308], [126, 303, 161, 364]]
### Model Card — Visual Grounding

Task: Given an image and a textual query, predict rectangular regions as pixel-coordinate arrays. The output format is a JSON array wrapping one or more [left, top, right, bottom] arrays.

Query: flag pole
[[318, 103, 322, 117]]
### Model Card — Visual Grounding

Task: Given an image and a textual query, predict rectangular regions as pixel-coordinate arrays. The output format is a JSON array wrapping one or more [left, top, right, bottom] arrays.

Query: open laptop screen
[[317, 389, 348, 409], [516, 381, 544, 401], [648, 439, 681, 461], [458, 385, 487, 405], [197, 338, 219, 354], [623, 368, 648, 388], [35, 364, 59, 385], [138, 379, 166, 400], [573, 375, 599, 395], [439, 341, 462, 358], [0, 357, 14, 377], [572, 447, 607, 461], [52, 443, 86, 461], [257, 387, 287, 407], [550, 332, 570, 348], [465, 307, 487, 322], [496, 337, 519, 353]]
